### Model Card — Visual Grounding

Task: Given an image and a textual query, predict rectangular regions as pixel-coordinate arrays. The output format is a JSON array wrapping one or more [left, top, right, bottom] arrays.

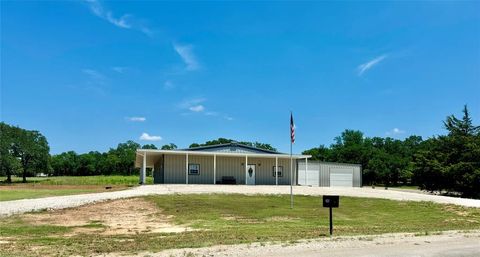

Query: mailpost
[[323, 195, 339, 236], [323, 195, 339, 208]]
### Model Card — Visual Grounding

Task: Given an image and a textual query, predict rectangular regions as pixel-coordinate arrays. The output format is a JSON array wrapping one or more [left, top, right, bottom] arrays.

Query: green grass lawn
[[0, 188, 107, 201], [0, 176, 148, 201], [1, 175, 153, 185], [1, 194, 479, 257]]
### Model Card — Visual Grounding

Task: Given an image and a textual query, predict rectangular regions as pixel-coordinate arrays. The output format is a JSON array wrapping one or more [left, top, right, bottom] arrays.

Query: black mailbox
[[323, 195, 339, 208]]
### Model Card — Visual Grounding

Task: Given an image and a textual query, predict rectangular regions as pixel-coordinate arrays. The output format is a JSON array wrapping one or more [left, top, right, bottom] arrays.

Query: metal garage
[[297, 160, 362, 187]]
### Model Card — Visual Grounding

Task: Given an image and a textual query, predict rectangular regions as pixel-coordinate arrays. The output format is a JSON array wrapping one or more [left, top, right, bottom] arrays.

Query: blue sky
[[1, 1, 479, 154]]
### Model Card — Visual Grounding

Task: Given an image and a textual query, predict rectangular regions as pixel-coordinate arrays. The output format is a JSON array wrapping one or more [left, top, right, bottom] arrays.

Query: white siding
[[296, 160, 362, 187], [162, 154, 295, 185]]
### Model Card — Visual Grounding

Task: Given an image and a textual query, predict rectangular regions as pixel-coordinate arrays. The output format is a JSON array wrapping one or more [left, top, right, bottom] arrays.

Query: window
[[272, 166, 283, 177], [189, 164, 200, 175]]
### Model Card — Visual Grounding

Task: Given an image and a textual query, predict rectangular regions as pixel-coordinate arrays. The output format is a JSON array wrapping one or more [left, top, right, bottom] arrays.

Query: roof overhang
[[135, 149, 311, 168]]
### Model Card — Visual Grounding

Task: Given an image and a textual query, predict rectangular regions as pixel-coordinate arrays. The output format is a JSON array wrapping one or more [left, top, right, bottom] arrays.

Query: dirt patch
[[265, 216, 299, 222], [442, 205, 471, 217], [221, 215, 262, 224], [22, 198, 193, 235]]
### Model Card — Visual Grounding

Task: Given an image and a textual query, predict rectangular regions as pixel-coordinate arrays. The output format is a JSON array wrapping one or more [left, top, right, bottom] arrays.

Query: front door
[[246, 164, 256, 185]]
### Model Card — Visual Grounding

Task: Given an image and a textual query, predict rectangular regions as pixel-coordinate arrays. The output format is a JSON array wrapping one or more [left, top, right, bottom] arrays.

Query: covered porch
[[135, 149, 310, 185]]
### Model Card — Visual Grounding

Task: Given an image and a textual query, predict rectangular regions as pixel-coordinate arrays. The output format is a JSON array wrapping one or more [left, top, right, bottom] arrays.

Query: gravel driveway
[[1, 185, 479, 216]]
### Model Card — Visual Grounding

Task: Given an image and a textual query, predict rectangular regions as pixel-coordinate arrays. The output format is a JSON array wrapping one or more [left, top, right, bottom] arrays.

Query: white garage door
[[298, 162, 319, 186], [330, 168, 353, 187]]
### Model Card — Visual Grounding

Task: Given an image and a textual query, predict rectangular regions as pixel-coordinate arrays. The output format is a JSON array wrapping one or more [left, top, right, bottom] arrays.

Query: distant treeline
[[303, 106, 480, 198], [1, 106, 479, 198]]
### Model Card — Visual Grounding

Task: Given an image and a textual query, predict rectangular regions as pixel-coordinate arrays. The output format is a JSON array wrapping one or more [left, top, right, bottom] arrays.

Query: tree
[[0, 123, 22, 182], [142, 144, 158, 149], [50, 151, 78, 176], [161, 143, 177, 150], [444, 105, 480, 137], [111, 140, 140, 175], [413, 105, 480, 198], [0, 123, 51, 182], [302, 145, 331, 161]]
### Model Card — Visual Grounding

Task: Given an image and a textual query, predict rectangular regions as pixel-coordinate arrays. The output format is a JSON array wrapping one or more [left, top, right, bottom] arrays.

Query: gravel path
[[108, 230, 480, 257], [1, 185, 479, 217]]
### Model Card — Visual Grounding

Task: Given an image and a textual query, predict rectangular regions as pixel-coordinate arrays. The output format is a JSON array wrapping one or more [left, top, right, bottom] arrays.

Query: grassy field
[[0, 194, 479, 257], [1, 175, 153, 185], [0, 187, 110, 201], [0, 176, 151, 201]]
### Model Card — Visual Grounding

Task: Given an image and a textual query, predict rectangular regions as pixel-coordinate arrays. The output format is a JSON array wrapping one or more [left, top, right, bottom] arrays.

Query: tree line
[[1, 106, 479, 198], [302, 106, 480, 198]]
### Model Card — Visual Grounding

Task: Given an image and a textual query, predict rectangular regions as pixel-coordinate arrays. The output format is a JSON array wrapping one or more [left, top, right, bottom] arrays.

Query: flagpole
[[290, 137, 293, 209], [290, 112, 294, 209]]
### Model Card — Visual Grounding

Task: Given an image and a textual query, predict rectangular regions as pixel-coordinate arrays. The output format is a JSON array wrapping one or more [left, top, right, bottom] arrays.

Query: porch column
[[245, 155, 248, 185], [305, 157, 308, 185], [275, 156, 278, 186], [185, 153, 189, 184], [213, 154, 217, 184], [140, 152, 146, 184]]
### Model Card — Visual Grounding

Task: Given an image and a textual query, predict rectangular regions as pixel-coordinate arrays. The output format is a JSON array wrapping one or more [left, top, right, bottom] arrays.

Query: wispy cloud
[[386, 128, 405, 136], [84, 0, 152, 36], [126, 116, 146, 122], [139, 132, 162, 141], [173, 43, 200, 71], [357, 54, 387, 76], [112, 66, 127, 73], [189, 105, 205, 112], [179, 98, 206, 109], [179, 98, 233, 120], [82, 68, 107, 86], [163, 80, 175, 90]]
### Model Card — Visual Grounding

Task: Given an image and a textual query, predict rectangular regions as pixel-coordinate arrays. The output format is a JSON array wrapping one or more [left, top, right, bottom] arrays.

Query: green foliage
[[161, 143, 177, 150], [304, 131, 423, 186], [414, 105, 480, 198], [0, 122, 50, 183], [141, 144, 158, 149], [302, 105, 479, 198]]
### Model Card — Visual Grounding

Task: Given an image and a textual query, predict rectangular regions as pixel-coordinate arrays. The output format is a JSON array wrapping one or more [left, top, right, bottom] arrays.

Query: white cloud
[[386, 128, 405, 136], [84, 0, 152, 36], [357, 54, 387, 76], [126, 117, 146, 122], [139, 132, 162, 141], [189, 105, 205, 112], [179, 98, 232, 120], [173, 43, 200, 71]]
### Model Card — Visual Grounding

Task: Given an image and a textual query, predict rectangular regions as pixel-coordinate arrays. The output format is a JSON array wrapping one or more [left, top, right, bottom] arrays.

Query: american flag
[[290, 112, 295, 144]]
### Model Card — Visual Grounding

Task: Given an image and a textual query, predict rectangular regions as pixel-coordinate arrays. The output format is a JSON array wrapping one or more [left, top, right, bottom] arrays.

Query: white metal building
[[297, 160, 362, 187], [135, 142, 310, 185]]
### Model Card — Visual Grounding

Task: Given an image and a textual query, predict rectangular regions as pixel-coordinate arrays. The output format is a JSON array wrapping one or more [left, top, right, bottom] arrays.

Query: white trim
[[245, 155, 248, 185], [275, 156, 278, 186], [213, 154, 216, 184], [305, 157, 308, 185], [141, 152, 147, 184], [137, 149, 310, 159], [185, 153, 189, 184]]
